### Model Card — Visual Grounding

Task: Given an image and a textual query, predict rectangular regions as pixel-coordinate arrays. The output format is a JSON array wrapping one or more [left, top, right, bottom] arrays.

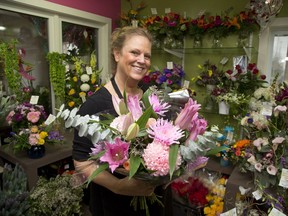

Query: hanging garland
[[46, 52, 66, 104], [0, 40, 22, 100]]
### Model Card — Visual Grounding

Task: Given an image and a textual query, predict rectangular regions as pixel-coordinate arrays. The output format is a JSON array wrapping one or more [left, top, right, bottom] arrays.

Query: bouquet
[[5, 102, 64, 152], [57, 87, 224, 215], [6, 102, 48, 133]]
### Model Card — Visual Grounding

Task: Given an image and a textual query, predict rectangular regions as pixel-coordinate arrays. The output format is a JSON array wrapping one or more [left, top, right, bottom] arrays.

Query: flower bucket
[[27, 145, 45, 159], [218, 101, 230, 115]]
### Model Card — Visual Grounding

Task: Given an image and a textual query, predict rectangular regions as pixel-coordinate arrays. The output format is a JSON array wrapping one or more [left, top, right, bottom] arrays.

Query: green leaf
[[136, 106, 153, 129], [169, 144, 179, 179], [129, 155, 141, 179], [86, 163, 109, 186], [206, 146, 229, 156]]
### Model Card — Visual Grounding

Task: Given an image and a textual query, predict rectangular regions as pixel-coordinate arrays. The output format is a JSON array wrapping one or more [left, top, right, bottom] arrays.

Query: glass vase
[[193, 34, 202, 48], [237, 31, 250, 47], [211, 34, 222, 48], [163, 34, 183, 49], [27, 145, 46, 159]]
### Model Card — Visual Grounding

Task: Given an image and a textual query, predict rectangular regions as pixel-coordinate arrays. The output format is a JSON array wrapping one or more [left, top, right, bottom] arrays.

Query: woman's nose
[[137, 54, 145, 63]]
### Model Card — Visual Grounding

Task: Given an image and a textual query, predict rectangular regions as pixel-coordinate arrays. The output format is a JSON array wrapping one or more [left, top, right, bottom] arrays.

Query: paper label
[[183, 80, 190, 89], [30, 95, 39, 105], [279, 168, 288, 188], [165, 8, 171, 14], [268, 208, 286, 216], [220, 208, 236, 216], [151, 8, 157, 15], [44, 114, 56, 126], [86, 66, 93, 75], [261, 102, 273, 116], [167, 61, 173, 70], [252, 189, 263, 200]]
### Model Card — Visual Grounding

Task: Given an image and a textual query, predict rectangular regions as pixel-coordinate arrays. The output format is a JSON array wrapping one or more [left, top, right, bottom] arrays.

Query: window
[[258, 17, 288, 83], [0, 0, 111, 113]]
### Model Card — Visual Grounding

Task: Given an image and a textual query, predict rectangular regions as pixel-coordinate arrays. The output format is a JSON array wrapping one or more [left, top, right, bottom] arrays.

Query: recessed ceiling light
[[0, 26, 6, 31]]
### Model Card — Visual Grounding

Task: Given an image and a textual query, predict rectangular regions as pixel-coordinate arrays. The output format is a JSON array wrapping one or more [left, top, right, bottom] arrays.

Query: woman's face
[[114, 35, 151, 82]]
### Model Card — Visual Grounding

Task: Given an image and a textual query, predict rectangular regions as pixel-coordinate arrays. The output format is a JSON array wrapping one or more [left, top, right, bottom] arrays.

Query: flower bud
[[125, 123, 139, 140]]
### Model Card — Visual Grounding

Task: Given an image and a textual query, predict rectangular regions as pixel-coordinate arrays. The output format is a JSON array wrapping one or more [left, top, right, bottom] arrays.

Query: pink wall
[[47, 0, 121, 29]]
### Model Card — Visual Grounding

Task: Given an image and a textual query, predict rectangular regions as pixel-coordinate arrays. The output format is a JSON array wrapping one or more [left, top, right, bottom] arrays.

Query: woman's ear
[[113, 49, 120, 62]]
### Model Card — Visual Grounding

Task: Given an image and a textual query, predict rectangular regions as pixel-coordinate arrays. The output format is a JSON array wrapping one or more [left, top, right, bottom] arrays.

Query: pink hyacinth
[[100, 137, 130, 173], [147, 118, 184, 145], [174, 98, 201, 130], [148, 93, 170, 116], [142, 141, 182, 176], [27, 111, 41, 123]]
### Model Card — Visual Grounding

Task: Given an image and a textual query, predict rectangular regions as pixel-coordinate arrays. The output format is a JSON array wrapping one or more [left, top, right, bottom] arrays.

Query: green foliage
[[28, 174, 84, 216], [46, 52, 66, 105], [0, 40, 22, 100], [0, 164, 30, 216]]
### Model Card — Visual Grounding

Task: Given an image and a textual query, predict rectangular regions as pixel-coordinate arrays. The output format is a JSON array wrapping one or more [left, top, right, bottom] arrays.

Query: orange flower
[[228, 16, 240, 29], [123, 159, 130, 171], [235, 139, 250, 148]]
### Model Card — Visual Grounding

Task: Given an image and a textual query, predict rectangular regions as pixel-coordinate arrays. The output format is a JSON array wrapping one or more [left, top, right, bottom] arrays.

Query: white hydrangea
[[80, 74, 90, 82], [80, 83, 90, 92]]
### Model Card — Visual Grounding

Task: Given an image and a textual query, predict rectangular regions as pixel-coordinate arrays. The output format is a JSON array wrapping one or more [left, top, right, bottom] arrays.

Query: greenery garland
[[46, 52, 66, 105], [0, 40, 22, 100]]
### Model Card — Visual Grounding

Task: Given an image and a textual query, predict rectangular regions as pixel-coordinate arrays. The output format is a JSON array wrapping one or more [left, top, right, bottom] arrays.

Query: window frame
[[1, 0, 111, 112]]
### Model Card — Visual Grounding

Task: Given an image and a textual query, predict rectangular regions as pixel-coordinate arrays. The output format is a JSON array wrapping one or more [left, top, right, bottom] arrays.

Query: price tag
[[261, 102, 273, 116], [86, 66, 93, 75], [220, 208, 236, 216], [151, 8, 157, 15], [165, 8, 171, 14], [30, 95, 39, 105], [44, 114, 56, 126], [268, 208, 286, 216], [183, 80, 190, 89], [279, 168, 288, 188], [252, 189, 263, 200], [167, 62, 173, 70]]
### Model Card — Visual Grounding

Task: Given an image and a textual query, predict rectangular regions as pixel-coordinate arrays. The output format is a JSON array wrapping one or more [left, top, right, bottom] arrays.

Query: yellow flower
[[30, 125, 39, 133], [73, 76, 78, 82], [38, 138, 45, 145], [39, 131, 48, 139], [208, 69, 213, 77], [68, 89, 76, 95], [68, 101, 75, 107], [91, 78, 96, 84], [79, 92, 86, 98]]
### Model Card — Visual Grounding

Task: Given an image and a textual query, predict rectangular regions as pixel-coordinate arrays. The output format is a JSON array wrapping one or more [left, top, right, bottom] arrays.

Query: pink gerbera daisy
[[100, 137, 130, 173], [147, 118, 184, 145]]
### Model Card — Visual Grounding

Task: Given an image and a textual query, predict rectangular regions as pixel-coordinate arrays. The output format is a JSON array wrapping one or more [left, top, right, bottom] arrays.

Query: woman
[[72, 27, 172, 216]]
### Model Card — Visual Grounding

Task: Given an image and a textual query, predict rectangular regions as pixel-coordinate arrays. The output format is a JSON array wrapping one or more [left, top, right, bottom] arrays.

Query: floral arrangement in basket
[[57, 87, 225, 215], [5, 102, 64, 152], [65, 51, 102, 109], [232, 78, 288, 213]]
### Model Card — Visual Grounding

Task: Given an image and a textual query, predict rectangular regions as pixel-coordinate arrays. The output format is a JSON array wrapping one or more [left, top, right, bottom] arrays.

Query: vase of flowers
[[5, 102, 64, 155], [27, 144, 46, 159]]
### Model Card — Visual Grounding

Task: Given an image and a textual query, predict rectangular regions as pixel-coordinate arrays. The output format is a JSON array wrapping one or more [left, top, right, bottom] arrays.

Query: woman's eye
[[131, 51, 139, 56]]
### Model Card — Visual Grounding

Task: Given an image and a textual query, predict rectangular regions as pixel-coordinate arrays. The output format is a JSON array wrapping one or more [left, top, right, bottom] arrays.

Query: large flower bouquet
[[233, 79, 288, 213], [57, 87, 224, 215], [195, 60, 223, 87]]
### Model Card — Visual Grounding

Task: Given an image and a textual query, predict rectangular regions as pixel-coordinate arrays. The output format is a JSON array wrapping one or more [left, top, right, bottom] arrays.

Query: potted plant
[[28, 173, 84, 216]]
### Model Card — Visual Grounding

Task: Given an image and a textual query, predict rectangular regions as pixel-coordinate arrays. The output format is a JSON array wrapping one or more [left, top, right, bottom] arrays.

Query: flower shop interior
[[0, 0, 288, 215]]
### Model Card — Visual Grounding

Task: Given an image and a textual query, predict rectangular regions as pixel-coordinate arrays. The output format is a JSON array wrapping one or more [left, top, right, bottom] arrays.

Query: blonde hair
[[110, 26, 152, 75]]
